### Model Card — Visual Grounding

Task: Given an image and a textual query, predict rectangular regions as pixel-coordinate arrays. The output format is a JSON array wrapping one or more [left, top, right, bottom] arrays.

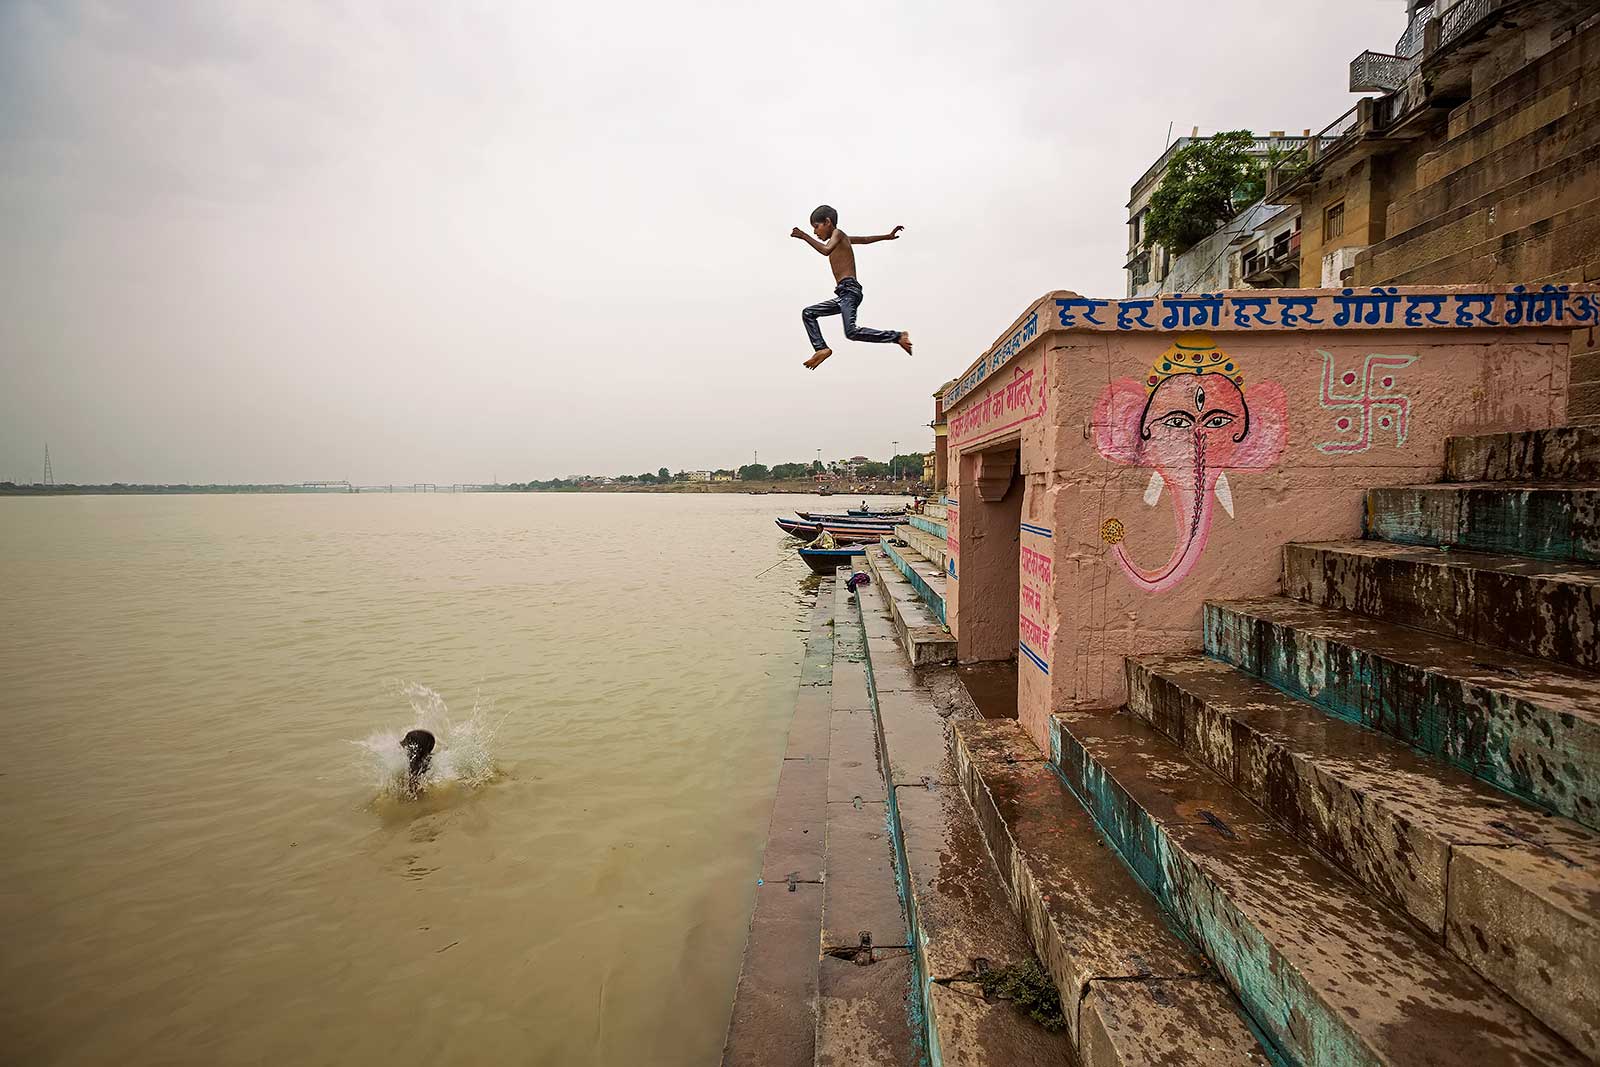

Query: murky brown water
[[0, 492, 908, 1066]]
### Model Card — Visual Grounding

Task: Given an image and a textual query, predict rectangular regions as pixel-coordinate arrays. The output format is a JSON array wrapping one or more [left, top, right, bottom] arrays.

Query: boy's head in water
[[401, 729, 435, 791]]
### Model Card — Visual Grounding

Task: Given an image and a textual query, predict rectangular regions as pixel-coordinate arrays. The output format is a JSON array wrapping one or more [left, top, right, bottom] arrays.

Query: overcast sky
[[0, 1, 1399, 484]]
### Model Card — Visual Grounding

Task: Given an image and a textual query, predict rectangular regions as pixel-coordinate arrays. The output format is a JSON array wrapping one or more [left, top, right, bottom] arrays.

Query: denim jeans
[[802, 277, 901, 351]]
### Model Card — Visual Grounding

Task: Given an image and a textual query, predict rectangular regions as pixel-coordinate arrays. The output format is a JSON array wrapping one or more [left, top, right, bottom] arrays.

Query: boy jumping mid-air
[[791, 205, 912, 369]]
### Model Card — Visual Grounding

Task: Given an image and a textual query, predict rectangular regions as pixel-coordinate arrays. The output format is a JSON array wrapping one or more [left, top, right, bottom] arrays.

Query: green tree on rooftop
[[1144, 130, 1265, 255]]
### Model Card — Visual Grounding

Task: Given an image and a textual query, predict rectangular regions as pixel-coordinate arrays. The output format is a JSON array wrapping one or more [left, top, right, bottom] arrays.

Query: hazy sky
[[0, 1, 1397, 484]]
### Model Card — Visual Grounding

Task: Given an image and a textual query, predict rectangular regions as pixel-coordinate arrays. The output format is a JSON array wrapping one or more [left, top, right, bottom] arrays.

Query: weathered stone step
[[1283, 539, 1600, 672], [1047, 707, 1586, 1066], [817, 570, 919, 1067], [1415, 82, 1600, 190], [1445, 20, 1600, 141], [893, 522, 949, 575], [1366, 482, 1600, 563], [848, 583, 1076, 1065], [862, 546, 954, 667], [880, 537, 948, 625], [953, 719, 1271, 1066], [906, 513, 948, 541], [923, 502, 949, 522], [1446, 425, 1600, 483], [1125, 653, 1600, 1054], [1373, 192, 1600, 287], [1386, 121, 1600, 239], [1373, 136, 1600, 272], [1204, 595, 1600, 829], [723, 580, 835, 1067]]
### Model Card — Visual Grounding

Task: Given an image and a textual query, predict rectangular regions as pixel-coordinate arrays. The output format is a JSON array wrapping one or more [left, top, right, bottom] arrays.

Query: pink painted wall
[[942, 284, 1593, 751]]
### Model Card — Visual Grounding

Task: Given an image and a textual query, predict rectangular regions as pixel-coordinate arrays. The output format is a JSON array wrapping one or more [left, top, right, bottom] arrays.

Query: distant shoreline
[[0, 480, 924, 497]]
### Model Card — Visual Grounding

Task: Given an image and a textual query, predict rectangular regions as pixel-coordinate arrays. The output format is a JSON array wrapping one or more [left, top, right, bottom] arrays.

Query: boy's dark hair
[[809, 204, 838, 227]]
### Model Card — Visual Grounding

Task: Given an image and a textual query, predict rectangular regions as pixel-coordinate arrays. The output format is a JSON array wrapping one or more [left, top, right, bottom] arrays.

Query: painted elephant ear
[[1232, 380, 1289, 470], [1094, 378, 1148, 465]]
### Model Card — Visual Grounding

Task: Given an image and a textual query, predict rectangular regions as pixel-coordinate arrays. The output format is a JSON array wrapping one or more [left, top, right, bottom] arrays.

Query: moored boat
[[776, 517, 892, 542], [795, 511, 905, 523], [797, 543, 865, 575]]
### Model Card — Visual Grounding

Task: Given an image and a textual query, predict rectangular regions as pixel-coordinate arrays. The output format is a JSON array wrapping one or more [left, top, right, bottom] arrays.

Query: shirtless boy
[[790, 205, 913, 369]]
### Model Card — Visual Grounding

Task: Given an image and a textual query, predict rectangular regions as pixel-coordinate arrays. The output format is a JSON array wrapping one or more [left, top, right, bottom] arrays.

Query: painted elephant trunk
[[1114, 433, 1215, 593]]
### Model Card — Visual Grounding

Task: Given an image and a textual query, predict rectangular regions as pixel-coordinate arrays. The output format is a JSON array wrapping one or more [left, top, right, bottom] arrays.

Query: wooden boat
[[776, 518, 891, 542], [796, 511, 905, 524], [798, 543, 865, 575]]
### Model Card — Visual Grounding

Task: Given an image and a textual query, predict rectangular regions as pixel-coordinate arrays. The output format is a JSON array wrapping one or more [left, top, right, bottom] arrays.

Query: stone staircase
[[1353, 18, 1600, 287], [954, 424, 1600, 1064], [860, 502, 956, 666]]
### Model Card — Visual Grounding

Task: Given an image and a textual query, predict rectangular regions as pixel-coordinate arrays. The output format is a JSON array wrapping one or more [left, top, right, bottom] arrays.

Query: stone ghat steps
[[880, 535, 948, 626], [861, 545, 955, 667], [1372, 190, 1600, 287], [1414, 54, 1600, 191], [1446, 425, 1600, 483], [816, 573, 919, 1067], [1365, 482, 1600, 563], [1368, 130, 1600, 282], [1445, 18, 1600, 144], [1204, 595, 1600, 829], [723, 583, 836, 1067], [1382, 22, 1600, 236], [923, 501, 949, 522], [1125, 652, 1600, 1054], [893, 522, 949, 574], [1283, 539, 1600, 672], [906, 512, 948, 542], [850, 576, 1077, 1066], [1045, 705, 1588, 1066], [953, 720, 1272, 1066]]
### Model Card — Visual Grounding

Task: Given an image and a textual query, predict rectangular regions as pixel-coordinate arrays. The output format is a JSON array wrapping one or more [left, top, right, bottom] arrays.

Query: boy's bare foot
[[897, 332, 913, 355], [804, 348, 832, 369]]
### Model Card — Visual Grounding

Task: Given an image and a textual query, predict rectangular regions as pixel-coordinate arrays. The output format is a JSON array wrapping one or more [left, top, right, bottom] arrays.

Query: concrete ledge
[[907, 513, 948, 541], [1366, 482, 1600, 562], [724, 577, 836, 1067], [953, 719, 1270, 1065], [1283, 539, 1600, 672], [863, 546, 954, 667], [1125, 652, 1600, 1054], [1048, 707, 1584, 1066], [1205, 595, 1600, 829], [893, 522, 949, 573], [880, 537, 948, 625], [1445, 425, 1600, 482], [850, 581, 1076, 1065]]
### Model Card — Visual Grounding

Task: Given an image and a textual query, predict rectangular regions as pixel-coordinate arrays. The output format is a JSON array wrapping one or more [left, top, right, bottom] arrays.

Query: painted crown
[[1146, 333, 1245, 391]]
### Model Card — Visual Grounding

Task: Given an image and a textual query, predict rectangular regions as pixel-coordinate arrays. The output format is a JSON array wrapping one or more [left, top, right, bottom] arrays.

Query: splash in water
[[355, 682, 506, 799]]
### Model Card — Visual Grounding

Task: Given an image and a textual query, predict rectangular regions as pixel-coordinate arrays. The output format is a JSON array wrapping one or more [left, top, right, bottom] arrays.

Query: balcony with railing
[[1349, 0, 1502, 94], [1240, 229, 1302, 287]]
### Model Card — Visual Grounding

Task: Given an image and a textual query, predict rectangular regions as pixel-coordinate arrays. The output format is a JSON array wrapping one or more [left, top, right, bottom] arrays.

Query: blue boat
[[798, 543, 866, 575]]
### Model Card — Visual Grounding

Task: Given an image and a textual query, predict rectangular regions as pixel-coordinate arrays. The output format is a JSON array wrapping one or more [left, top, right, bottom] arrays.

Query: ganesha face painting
[[1094, 333, 1288, 593]]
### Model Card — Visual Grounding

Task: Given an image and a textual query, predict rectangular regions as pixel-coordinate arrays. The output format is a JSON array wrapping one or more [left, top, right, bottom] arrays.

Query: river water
[[0, 491, 908, 1066]]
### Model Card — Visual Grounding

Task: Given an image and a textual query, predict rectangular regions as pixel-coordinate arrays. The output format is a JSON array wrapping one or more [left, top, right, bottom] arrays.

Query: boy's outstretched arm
[[790, 227, 840, 255], [850, 226, 905, 245]]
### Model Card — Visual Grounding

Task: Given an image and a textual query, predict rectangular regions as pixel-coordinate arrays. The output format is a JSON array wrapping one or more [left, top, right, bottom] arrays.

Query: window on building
[[1324, 201, 1345, 241], [1129, 252, 1150, 288]]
